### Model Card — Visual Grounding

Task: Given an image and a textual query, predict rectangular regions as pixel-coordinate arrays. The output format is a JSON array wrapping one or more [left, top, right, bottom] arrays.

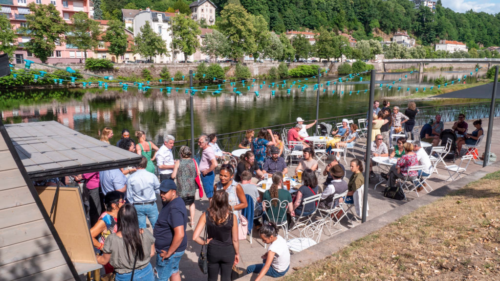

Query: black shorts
[[182, 196, 195, 206]]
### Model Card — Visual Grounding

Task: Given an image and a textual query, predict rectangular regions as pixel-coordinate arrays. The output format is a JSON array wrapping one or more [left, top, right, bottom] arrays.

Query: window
[[76, 51, 82, 58], [36, 0, 41, 3], [55, 39, 61, 46], [158, 26, 162, 34], [56, 51, 61, 57], [69, 51, 75, 58], [20, 22, 27, 28], [27, 51, 32, 57], [201, 9, 203, 12], [18, 0, 26, 4], [63, 12, 69, 20], [63, 1, 68, 8], [51, 0, 56, 5], [98, 41, 105, 49], [102, 54, 106, 59]]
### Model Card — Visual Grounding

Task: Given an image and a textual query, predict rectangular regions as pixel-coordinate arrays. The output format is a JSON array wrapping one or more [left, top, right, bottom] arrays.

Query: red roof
[[200, 28, 214, 36], [96, 20, 109, 25], [286, 31, 317, 36], [443, 40, 466, 45]]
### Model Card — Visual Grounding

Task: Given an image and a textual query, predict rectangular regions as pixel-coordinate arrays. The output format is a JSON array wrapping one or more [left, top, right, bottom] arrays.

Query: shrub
[[268, 67, 278, 79], [235, 64, 251, 80], [337, 63, 352, 75], [206, 63, 225, 80], [278, 62, 288, 79], [53, 69, 83, 79], [84, 58, 114, 71], [288, 65, 320, 78], [160, 66, 170, 81], [223, 66, 231, 73], [141, 68, 153, 81], [434, 76, 446, 85], [174, 71, 183, 81], [487, 66, 500, 79], [197, 62, 208, 78]]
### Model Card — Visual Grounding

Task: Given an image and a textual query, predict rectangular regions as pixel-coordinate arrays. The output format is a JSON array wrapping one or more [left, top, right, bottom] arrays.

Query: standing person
[[235, 151, 264, 182], [215, 164, 248, 216], [100, 169, 127, 195], [136, 131, 159, 175], [193, 190, 240, 281], [381, 108, 392, 148], [170, 146, 199, 227], [239, 130, 255, 149], [367, 100, 381, 119], [154, 180, 187, 281], [392, 106, 409, 134], [157, 134, 176, 181], [199, 135, 218, 200], [96, 204, 156, 281], [382, 100, 391, 112], [253, 129, 276, 169], [246, 222, 290, 279], [81, 172, 101, 226], [293, 169, 319, 216], [100, 127, 113, 144], [118, 138, 138, 177], [296, 117, 317, 138], [208, 133, 232, 160], [371, 111, 389, 142], [117, 129, 135, 147], [126, 157, 160, 230], [404, 102, 419, 140]]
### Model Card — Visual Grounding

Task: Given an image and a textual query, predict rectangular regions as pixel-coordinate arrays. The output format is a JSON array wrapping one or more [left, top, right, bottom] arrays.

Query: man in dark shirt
[[452, 114, 468, 136], [154, 180, 187, 281], [263, 146, 288, 177]]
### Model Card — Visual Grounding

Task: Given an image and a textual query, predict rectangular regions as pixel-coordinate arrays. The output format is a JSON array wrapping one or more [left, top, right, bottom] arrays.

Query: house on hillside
[[285, 31, 318, 40], [435, 40, 468, 53], [339, 33, 357, 47], [93, 20, 140, 63], [392, 31, 416, 48], [192, 28, 214, 61], [189, 0, 216, 26], [413, 0, 436, 9], [487, 46, 500, 53]]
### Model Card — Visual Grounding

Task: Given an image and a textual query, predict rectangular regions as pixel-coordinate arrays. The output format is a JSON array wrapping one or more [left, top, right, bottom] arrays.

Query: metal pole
[[315, 67, 320, 135], [189, 70, 195, 156], [483, 66, 498, 167], [362, 70, 376, 223]]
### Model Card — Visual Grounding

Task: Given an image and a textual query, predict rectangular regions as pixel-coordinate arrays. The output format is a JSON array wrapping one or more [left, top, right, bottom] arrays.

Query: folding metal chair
[[286, 220, 324, 253], [290, 194, 322, 232], [262, 199, 290, 240], [317, 191, 348, 236], [357, 118, 367, 138], [464, 135, 484, 161], [312, 139, 328, 165], [429, 138, 452, 173], [399, 165, 425, 199], [287, 141, 304, 167], [330, 145, 348, 165], [343, 185, 367, 221], [445, 155, 473, 181]]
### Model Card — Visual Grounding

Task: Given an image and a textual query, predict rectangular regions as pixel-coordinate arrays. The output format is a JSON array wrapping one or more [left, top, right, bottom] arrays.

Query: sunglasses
[[377, 138, 383, 141]]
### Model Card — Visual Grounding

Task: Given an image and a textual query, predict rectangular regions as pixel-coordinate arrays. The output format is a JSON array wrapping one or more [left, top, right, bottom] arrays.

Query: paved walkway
[[159, 117, 500, 280]]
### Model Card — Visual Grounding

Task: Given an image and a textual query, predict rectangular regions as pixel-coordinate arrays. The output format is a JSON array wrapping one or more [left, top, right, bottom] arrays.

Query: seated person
[[273, 131, 285, 156], [323, 155, 345, 190], [421, 114, 444, 146], [262, 173, 294, 224], [295, 147, 318, 174], [235, 151, 263, 182], [368, 134, 389, 178], [457, 119, 483, 154], [263, 147, 288, 177], [390, 137, 406, 158], [386, 143, 418, 188], [240, 170, 261, 209], [319, 165, 348, 209], [452, 113, 468, 138], [331, 119, 350, 137], [208, 133, 231, 159], [414, 141, 432, 192], [293, 169, 319, 216], [287, 124, 309, 150], [335, 123, 359, 158]]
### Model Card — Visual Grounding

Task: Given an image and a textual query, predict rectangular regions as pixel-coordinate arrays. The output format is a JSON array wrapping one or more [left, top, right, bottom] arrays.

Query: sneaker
[[370, 171, 376, 178]]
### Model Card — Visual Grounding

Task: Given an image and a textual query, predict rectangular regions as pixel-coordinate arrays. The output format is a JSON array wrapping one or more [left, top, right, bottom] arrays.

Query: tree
[[251, 14, 270, 61], [314, 27, 336, 61], [292, 34, 311, 60], [24, 3, 67, 63], [103, 20, 128, 57], [336, 35, 352, 62], [468, 48, 479, 58], [219, 4, 256, 60], [134, 21, 168, 62], [0, 15, 16, 59], [279, 34, 295, 61], [67, 12, 101, 60], [201, 30, 230, 61], [172, 0, 191, 15], [262, 32, 283, 61], [93, 0, 103, 20], [170, 14, 201, 62]]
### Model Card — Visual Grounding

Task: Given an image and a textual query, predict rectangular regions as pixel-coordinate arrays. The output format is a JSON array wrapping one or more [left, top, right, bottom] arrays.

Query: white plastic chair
[[445, 155, 473, 181], [317, 190, 348, 236], [262, 199, 290, 240]]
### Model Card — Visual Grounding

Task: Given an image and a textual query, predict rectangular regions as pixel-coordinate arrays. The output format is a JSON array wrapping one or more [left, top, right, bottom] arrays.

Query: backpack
[[383, 185, 405, 200]]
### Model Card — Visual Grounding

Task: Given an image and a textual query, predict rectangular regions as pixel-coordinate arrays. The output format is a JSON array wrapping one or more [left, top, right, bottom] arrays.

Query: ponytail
[[270, 172, 282, 207]]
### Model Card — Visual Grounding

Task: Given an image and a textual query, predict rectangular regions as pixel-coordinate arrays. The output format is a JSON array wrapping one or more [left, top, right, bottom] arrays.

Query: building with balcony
[[189, 0, 216, 26], [1, 0, 93, 64], [392, 31, 416, 48], [435, 40, 468, 53], [414, 0, 436, 9]]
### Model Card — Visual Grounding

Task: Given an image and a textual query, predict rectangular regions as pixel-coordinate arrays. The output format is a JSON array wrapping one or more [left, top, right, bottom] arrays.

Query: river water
[[0, 69, 487, 144]]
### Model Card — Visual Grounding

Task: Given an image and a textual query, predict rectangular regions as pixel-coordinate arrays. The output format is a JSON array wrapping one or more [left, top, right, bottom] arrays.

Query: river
[[0, 69, 487, 145]]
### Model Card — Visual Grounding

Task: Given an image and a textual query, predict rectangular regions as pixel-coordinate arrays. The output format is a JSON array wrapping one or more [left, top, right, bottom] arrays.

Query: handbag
[[394, 127, 403, 134], [198, 213, 208, 274], [192, 159, 204, 198], [237, 213, 248, 240]]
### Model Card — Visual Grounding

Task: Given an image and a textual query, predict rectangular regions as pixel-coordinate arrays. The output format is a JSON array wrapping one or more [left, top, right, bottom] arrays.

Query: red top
[[287, 128, 301, 149]]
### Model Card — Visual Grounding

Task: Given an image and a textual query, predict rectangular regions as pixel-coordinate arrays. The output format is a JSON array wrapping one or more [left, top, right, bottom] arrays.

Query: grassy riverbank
[[387, 80, 492, 100], [284, 170, 500, 281]]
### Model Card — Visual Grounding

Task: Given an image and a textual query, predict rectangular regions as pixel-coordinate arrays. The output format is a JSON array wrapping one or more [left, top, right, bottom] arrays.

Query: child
[[246, 222, 290, 280]]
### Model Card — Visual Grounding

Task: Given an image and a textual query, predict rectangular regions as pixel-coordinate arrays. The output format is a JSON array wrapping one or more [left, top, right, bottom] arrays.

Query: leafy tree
[[0, 15, 17, 59], [279, 34, 295, 61], [278, 62, 288, 78], [142, 68, 153, 81], [268, 67, 278, 79], [262, 32, 283, 61], [67, 12, 101, 60], [235, 63, 251, 79], [173, 0, 191, 15], [174, 71, 183, 81], [227, 0, 242, 6], [207, 63, 225, 80], [292, 35, 311, 60], [337, 63, 352, 75], [336, 35, 352, 62], [170, 14, 201, 62], [314, 27, 337, 61], [103, 20, 128, 57], [24, 3, 67, 63], [93, 0, 103, 20], [160, 66, 171, 80], [251, 14, 270, 61], [201, 30, 230, 61], [219, 4, 256, 60], [196, 62, 208, 76], [134, 21, 168, 62], [468, 48, 479, 58]]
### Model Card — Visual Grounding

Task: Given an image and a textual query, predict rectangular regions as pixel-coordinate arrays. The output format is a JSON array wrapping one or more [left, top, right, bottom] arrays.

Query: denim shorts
[[201, 171, 215, 199], [115, 263, 154, 281], [155, 251, 185, 281]]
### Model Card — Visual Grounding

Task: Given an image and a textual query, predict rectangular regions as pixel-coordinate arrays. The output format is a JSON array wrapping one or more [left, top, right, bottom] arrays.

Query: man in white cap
[[296, 117, 317, 138]]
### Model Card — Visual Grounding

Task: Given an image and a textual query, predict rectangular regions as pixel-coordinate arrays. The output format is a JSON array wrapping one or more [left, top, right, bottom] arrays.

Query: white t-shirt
[[268, 235, 290, 272], [416, 148, 432, 174], [298, 126, 308, 138], [156, 145, 174, 175], [209, 143, 223, 157]]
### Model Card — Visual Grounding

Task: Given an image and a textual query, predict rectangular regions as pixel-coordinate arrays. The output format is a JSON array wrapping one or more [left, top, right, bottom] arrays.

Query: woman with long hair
[[252, 128, 276, 170], [293, 169, 319, 216], [135, 130, 159, 174], [239, 129, 255, 149], [262, 173, 294, 224], [193, 190, 240, 281], [457, 119, 483, 154], [96, 204, 155, 281], [404, 101, 419, 140], [335, 123, 359, 158], [171, 146, 199, 227], [215, 164, 248, 215], [116, 129, 134, 147], [390, 137, 407, 158], [100, 127, 113, 144], [273, 131, 284, 157], [386, 142, 418, 189], [371, 111, 389, 142], [235, 151, 263, 182], [295, 147, 318, 174]]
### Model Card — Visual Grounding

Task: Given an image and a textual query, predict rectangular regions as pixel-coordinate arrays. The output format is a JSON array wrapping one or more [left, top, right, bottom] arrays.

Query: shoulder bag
[[192, 159, 204, 198], [198, 213, 209, 274], [237, 212, 248, 240]]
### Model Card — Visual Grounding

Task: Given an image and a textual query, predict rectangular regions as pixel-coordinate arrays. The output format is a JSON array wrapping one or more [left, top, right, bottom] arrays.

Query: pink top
[[82, 172, 100, 190], [397, 154, 418, 177], [199, 146, 216, 172]]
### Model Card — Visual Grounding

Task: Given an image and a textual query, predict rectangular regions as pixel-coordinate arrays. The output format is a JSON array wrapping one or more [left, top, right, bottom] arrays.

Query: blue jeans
[[201, 171, 215, 198], [155, 251, 185, 281], [247, 260, 289, 278], [115, 263, 154, 281], [134, 202, 159, 229], [416, 170, 430, 187]]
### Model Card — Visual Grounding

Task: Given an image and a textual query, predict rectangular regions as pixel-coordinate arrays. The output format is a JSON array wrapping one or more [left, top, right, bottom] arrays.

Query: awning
[[5, 121, 142, 180], [17, 8, 30, 14], [432, 82, 500, 99], [0, 7, 11, 13]]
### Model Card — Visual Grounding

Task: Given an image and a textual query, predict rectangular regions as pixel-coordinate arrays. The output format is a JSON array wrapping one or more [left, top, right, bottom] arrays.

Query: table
[[372, 157, 398, 190], [407, 140, 432, 148], [232, 148, 250, 157], [304, 136, 332, 142], [256, 179, 299, 194]]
